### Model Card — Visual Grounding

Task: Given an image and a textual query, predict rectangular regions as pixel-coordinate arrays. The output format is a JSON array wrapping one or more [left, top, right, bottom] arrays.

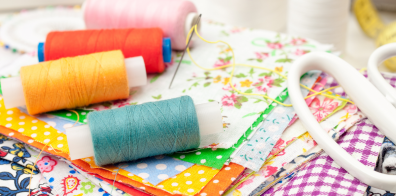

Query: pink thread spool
[[82, 0, 199, 50]]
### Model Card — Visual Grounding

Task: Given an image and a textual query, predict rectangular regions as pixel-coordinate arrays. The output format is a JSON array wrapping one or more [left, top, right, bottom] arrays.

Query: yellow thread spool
[[20, 50, 130, 114], [354, 0, 396, 71]]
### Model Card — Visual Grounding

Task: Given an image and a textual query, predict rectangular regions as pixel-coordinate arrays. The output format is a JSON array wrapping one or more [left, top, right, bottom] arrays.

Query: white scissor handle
[[288, 52, 396, 191], [368, 43, 396, 107]]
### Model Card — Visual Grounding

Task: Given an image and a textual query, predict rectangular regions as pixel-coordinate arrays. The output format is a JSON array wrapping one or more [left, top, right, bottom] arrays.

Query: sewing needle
[[168, 14, 202, 89]]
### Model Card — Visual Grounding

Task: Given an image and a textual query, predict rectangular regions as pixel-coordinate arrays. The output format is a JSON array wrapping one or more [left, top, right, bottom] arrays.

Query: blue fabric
[[232, 71, 321, 171]]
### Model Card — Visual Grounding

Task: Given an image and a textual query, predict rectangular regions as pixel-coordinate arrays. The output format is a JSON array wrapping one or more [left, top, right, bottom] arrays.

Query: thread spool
[[38, 28, 171, 73], [66, 96, 223, 166], [287, 0, 350, 51], [189, 0, 287, 31], [82, 0, 199, 50], [1, 50, 147, 114]]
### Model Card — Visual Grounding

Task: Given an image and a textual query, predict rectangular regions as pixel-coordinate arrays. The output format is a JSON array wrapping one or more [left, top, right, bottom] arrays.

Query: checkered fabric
[[271, 119, 384, 196], [322, 71, 396, 97]]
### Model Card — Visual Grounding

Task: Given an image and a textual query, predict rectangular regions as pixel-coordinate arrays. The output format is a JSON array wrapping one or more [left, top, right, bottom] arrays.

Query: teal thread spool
[[88, 95, 200, 166], [65, 96, 223, 165]]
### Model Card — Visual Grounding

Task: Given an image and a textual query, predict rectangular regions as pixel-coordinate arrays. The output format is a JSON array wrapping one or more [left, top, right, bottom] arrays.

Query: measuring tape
[[354, 0, 396, 70]]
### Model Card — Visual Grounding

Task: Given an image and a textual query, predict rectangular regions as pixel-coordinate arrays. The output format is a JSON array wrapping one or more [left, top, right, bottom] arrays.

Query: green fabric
[[0, 76, 7, 95], [48, 109, 92, 124], [169, 89, 289, 169]]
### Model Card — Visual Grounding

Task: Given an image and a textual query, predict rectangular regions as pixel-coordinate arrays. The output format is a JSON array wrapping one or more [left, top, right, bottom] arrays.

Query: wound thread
[[45, 28, 165, 73], [20, 50, 129, 115], [88, 96, 200, 166], [83, 0, 197, 50]]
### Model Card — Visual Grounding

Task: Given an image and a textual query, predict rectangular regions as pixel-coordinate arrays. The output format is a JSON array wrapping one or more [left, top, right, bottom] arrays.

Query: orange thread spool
[[21, 50, 129, 115]]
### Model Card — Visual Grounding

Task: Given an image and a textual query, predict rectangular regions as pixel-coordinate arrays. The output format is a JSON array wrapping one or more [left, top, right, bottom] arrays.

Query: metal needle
[[168, 14, 202, 89]]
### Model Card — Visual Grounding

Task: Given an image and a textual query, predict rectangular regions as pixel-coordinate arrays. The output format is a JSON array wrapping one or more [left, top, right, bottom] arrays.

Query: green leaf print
[[259, 72, 272, 77], [203, 82, 211, 87], [235, 73, 247, 78], [150, 73, 162, 83], [152, 94, 162, 100], [272, 78, 286, 87], [275, 58, 293, 63], [249, 68, 255, 78], [244, 89, 253, 93]]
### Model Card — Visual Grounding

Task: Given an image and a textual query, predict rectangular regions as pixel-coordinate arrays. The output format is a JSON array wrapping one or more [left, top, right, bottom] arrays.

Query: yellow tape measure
[[354, 0, 396, 70]]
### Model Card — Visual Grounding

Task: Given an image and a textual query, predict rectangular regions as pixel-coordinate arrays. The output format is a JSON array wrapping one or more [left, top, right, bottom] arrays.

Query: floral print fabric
[[0, 134, 50, 196], [231, 71, 322, 171]]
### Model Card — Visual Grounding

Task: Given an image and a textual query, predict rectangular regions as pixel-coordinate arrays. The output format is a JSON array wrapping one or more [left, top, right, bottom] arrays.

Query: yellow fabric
[[0, 97, 69, 153], [157, 164, 219, 195]]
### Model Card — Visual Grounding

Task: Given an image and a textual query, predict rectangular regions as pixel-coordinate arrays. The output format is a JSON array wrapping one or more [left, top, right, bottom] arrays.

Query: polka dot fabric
[[83, 155, 220, 195], [198, 163, 245, 196], [0, 97, 69, 153], [157, 164, 219, 195], [115, 155, 194, 185], [49, 109, 91, 124]]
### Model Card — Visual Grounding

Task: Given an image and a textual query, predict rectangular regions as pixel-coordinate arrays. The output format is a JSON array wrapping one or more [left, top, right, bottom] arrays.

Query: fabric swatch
[[115, 155, 194, 185], [169, 88, 289, 169], [286, 75, 328, 126], [48, 109, 91, 124], [0, 126, 172, 196], [253, 111, 365, 196], [70, 163, 136, 196], [0, 98, 70, 153], [19, 107, 83, 132], [0, 134, 51, 196], [365, 138, 396, 195], [271, 119, 384, 196], [198, 162, 245, 196], [231, 71, 321, 171], [227, 104, 360, 196]]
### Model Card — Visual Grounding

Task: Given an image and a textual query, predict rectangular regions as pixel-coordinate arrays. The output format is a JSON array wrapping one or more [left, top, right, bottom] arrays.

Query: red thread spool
[[44, 28, 165, 73]]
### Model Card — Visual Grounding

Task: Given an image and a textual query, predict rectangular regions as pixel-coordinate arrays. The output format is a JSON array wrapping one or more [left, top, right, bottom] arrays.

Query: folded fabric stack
[[0, 19, 391, 196]]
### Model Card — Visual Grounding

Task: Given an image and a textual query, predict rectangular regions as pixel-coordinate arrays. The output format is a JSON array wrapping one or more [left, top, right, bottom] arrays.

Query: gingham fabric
[[271, 119, 384, 196]]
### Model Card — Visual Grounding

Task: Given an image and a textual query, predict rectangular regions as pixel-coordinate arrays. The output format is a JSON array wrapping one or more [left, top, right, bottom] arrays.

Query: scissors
[[288, 43, 396, 191]]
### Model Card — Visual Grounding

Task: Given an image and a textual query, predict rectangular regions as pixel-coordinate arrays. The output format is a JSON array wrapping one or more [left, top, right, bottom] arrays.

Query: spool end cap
[[163, 38, 172, 63], [124, 56, 147, 88], [38, 43, 45, 62]]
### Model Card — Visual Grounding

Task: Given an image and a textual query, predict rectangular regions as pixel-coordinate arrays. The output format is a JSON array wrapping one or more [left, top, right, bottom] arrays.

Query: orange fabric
[[197, 163, 245, 196]]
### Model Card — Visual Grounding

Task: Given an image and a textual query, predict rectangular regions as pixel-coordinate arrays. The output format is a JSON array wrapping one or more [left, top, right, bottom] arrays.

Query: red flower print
[[0, 150, 8, 157], [255, 52, 269, 60], [291, 38, 307, 46], [260, 166, 278, 177], [252, 76, 274, 93], [310, 97, 339, 122], [267, 42, 283, 49], [222, 83, 237, 91], [294, 49, 308, 56], [37, 156, 57, 173], [221, 94, 237, 107], [236, 173, 255, 189], [344, 104, 357, 114], [269, 138, 286, 157], [112, 99, 131, 108], [214, 59, 231, 68]]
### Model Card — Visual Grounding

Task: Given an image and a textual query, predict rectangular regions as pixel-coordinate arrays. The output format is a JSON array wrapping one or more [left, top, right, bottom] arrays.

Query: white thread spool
[[287, 0, 350, 51], [188, 0, 287, 31], [66, 102, 224, 160], [0, 56, 147, 109]]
